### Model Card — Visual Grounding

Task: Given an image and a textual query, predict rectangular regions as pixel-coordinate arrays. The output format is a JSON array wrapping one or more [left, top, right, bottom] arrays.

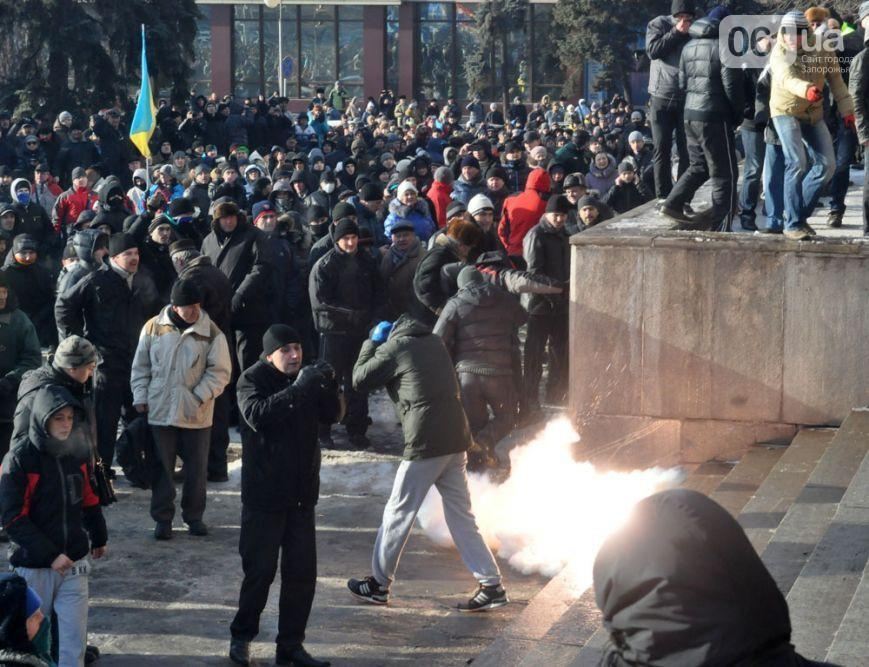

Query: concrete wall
[[569, 217, 869, 467]]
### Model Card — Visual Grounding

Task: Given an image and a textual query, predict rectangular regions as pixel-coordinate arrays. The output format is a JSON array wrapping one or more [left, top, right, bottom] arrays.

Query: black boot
[[229, 639, 250, 666], [276, 644, 330, 667]]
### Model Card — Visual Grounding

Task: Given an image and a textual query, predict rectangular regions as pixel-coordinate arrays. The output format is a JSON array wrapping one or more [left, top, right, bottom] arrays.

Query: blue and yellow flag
[[130, 25, 156, 158]]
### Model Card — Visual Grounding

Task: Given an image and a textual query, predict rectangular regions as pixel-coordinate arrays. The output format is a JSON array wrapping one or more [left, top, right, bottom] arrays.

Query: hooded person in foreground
[[593, 489, 840, 667]]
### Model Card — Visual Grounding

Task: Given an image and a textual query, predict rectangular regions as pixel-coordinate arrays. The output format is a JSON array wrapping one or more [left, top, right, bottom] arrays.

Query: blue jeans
[[829, 122, 856, 213], [763, 142, 786, 231], [739, 127, 765, 227], [771, 116, 835, 230]]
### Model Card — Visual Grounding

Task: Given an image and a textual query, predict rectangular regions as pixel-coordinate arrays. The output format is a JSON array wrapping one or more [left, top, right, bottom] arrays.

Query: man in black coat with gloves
[[229, 324, 341, 667], [201, 199, 272, 372]]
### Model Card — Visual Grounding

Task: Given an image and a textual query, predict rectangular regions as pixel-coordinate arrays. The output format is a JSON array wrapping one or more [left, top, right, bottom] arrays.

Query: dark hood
[[689, 17, 719, 39], [593, 489, 793, 666], [72, 228, 108, 263], [0, 274, 20, 313], [98, 175, 124, 208], [388, 313, 433, 340], [27, 385, 89, 461]]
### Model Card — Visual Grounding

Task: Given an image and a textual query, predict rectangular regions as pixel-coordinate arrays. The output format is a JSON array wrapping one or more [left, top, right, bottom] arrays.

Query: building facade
[[191, 0, 567, 106]]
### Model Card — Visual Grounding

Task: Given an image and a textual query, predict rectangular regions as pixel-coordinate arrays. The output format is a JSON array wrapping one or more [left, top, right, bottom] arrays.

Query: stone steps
[[473, 412, 869, 665]]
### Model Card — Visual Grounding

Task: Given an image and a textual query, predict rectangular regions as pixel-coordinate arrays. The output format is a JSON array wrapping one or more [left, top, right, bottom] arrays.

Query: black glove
[[311, 360, 336, 383], [293, 365, 323, 393]]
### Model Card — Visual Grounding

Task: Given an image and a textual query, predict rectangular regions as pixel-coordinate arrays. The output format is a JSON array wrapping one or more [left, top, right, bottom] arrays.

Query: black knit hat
[[333, 218, 360, 241], [546, 195, 573, 215], [170, 279, 202, 307], [359, 182, 383, 201], [168, 198, 195, 217], [12, 234, 37, 254], [577, 195, 600, 210], [671, 0, 696, 16], [262, 324, 301, 356], [148, 214, 172, 234], [332, 201, 356, 221], [108, 233, 137, 257], [169, 238, 197, 256]]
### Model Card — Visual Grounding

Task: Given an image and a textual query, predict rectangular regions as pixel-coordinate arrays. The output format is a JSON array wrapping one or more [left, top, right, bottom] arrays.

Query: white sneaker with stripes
[[457, 584, 509, 612], [347, 575, 390, 605]]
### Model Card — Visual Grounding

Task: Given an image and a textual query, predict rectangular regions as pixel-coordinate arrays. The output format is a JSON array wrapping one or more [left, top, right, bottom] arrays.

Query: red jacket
[[428, 180, 453, 229], [498, 168, 551, 257], [52, 186, 97, 232]]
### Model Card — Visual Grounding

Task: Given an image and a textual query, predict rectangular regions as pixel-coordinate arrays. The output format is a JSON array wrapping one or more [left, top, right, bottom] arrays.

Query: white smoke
[[417, 417, 684, 585]]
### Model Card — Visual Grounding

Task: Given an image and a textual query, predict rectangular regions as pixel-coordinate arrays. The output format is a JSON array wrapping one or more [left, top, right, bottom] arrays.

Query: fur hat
[[212, 199, 239, 221], [804, 7, 829, 24]]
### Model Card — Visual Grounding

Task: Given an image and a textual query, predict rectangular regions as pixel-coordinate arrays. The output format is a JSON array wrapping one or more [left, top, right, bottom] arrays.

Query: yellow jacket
[[769, 28, 854, 123]]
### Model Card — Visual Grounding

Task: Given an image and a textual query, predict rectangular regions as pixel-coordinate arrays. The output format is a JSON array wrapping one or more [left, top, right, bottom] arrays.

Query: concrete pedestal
[[569, 203, 869, 467]]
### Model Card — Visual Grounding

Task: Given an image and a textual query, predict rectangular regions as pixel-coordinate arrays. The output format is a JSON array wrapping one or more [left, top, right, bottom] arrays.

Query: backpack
[[115, 415, 156, 489]]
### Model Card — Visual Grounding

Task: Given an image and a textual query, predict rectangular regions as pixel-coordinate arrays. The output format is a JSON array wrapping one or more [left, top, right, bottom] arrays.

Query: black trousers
[[459, 372, 515, 451], [93, 365, 133, 467], [319, 333, 368, 435], [863, 161, 869, 234], [150, 425, 210, 523], [523, 313, 568, 409], [236, 325, 267, 373], [665, 119, 739, 232], [231, 505, 317, 649], [650, 104, 690, 199], [0, 421, 13, 462], [208, 391, 231, 478]]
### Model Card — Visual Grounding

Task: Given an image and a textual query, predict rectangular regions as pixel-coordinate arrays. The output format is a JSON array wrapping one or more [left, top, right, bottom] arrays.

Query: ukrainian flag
[[130, 25, 156, 158]]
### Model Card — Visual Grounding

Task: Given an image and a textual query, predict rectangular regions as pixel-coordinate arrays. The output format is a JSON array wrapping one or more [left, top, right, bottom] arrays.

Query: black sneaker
[[186, 520, 209, 536], [457, 584, 509, 612], [659, 204, 693, 224], [154, 521, 173, 540], [276, 644, 331, 667], [228, 638, 250, 666], [828, 210, 843, 228], [85, 644, 100, 664], [347, 576, 390, 605], [348, 433, 371, 450], [318, 432, 334, 448]]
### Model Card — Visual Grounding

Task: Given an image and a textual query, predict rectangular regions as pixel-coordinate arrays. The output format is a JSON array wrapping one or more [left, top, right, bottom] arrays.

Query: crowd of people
[[1, 0, 869, 665]]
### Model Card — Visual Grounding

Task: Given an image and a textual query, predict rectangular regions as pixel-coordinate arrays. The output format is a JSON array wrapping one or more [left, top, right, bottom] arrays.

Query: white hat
[[468, 193, 494, 216], [396, 180, 418, 198]]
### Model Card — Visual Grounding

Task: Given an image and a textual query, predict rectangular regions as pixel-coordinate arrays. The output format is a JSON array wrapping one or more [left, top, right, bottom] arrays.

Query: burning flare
[[418, 417, 683, 588]]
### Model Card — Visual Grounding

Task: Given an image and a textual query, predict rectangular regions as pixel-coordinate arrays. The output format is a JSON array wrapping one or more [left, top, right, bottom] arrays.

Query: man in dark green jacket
[[347, 314, 507, 612]]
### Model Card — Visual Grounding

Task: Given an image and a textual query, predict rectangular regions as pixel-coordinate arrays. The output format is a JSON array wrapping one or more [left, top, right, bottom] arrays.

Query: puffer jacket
[[497, 168, 551, 257], [0, 386, 107, 569], [522, 218, 570, 316], [352, 315, 472, 460], [130, 307, 231, 429], [770, 25, 854, 124], [309, 245, 384, 336], [56, 229, 108, 297], [95, 176, 131, 234], [1, 251, 54, 344], [0, 292, 41, 423], [680, 18, 744, 124], [434, 281, 526, 376], [451, 175, 485, 206], [586, 155, 619, 195], [383, 198, 436, 242], [646, 14, 692, 105]]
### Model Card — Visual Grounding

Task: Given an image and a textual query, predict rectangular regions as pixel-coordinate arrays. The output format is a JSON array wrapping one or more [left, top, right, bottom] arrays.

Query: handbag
[[90, 452, 117, 506]]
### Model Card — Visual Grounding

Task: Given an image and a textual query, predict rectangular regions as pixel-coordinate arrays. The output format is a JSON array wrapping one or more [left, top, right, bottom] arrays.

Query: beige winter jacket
[[769, 27, 854, 124], [130, 307, 231, 429]]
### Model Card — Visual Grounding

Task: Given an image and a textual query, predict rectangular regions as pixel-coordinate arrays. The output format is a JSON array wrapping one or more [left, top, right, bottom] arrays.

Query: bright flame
[[418, 417, 683, 589]]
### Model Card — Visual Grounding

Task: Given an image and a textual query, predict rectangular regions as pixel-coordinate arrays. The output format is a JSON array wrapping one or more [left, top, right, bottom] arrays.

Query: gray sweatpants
[[372, 452, 501, 588], [16, 563, 89, 667]]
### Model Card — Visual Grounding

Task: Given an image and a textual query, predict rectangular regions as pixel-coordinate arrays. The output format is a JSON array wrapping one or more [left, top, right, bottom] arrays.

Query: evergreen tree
[[0, 0, 200, 114]]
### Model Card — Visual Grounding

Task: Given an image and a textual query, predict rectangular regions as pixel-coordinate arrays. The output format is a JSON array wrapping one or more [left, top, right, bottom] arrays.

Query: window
[[531, 5, 565, 104], [386, 6, 399, 94], [190, 5, 212, 95], [417, 3, 453, 100], [231, 5, 363, 101]]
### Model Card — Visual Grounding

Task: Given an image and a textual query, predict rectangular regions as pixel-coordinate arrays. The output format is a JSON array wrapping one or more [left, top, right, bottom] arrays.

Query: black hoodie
[[593, 489, 839, 667], [0, 386, 107, 568]]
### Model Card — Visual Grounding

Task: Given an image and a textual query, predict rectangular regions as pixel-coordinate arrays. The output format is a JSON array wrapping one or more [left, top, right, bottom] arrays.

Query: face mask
[[134, 179, 146, 191], [322, 183, 335, 194], [109, 195, 124, 207], [30, 617, 52, 661], [16, 191, 30, 205]]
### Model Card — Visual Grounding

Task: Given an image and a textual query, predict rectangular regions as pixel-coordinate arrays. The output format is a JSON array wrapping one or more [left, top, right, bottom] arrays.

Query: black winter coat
[[411, 236, 463, 326], [680, 19, 744, 124], [200, 219, 272, 329], [237, 359, 341, 510], [434, 282, 526, 376], [179, 255, 233, 335], [0, 386, 107, 568], [603, 178, 653, 215], [0, 258, 55, 346], [522, 219, 569, 316], [309, 247, 384, 336], [55, 266, 159, 373]]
